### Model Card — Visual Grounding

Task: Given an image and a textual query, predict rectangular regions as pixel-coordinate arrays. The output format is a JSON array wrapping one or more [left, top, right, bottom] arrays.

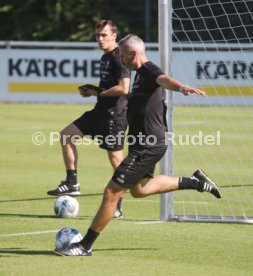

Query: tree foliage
[[0, 0, 158, 41], [2, 0, 251, 43]]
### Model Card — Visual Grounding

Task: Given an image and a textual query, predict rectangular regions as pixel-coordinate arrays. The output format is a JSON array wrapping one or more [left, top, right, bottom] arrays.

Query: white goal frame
[[158, 0, 253, 224]]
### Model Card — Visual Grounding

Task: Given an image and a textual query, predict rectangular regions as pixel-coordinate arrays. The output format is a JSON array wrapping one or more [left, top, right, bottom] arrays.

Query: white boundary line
[[135, 221, 166, 225], [0, 229, 59, 237], [125, 199, 208, 204]]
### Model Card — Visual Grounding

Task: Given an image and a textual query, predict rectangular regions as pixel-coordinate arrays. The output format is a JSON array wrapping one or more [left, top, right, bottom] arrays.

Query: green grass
[[172, 105, 253, 218], [0, 103, 253, 276]]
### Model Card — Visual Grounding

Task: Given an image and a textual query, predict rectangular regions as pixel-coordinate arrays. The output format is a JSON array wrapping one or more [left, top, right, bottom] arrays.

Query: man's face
[[96, 25, 116, 52], [119, 46, 135, 70]]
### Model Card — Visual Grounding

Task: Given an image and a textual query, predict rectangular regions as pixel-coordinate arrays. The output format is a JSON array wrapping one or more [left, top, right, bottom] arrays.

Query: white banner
[[0, 45, 252, 105], [148, 50, 253, 105], [2, 48, 101, 102]]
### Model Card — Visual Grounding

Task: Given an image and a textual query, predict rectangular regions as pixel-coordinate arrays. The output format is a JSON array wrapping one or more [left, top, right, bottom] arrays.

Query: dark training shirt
[[94, 47, 131, 115], [128, 61, 168, 150]]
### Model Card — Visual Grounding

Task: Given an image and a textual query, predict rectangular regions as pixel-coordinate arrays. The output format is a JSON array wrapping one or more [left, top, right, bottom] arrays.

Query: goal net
[[164, 0, 253, 223]]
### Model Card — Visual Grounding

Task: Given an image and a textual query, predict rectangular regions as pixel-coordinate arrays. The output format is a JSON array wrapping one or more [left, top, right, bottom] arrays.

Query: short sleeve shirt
[[94, 47, 131, 115], [127, 61, 168, 149]]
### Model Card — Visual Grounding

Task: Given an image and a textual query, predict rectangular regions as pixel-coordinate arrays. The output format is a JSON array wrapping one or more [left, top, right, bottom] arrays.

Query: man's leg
[[90, 181, 125, 232], [47, 123, 83, 196], [55, 180, 126, 256], [130, 175, 179, 198], [60, 123, 83, 171], [130, 171, 222, 199], [107, 150, 123, 170], [55, 170, 222, 256], [107, 150, 124, 218]]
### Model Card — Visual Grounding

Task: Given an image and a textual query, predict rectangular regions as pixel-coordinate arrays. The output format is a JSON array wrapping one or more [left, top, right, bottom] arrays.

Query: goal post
[[159, 0, 174, 221], [159, 0, 253, 223]]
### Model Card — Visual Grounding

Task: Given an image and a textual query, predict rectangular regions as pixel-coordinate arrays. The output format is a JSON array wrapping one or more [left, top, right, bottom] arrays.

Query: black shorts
[[73, 109, 127, 151], [112, 146, 167, 189]]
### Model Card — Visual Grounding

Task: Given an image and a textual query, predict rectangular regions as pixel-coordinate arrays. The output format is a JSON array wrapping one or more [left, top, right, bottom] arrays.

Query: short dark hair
[[96, 20, 117, 33]]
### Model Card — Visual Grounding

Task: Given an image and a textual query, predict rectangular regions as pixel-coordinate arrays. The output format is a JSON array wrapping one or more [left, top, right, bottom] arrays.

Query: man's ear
[[112, 32, 117, 41], [132, 50, 137, 58]]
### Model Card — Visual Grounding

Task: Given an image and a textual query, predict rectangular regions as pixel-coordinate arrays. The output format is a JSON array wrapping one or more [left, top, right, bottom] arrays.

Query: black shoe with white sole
[[55, 243, 92, 256], [47, 180, 80, 196], [193, 169, 222, 199]]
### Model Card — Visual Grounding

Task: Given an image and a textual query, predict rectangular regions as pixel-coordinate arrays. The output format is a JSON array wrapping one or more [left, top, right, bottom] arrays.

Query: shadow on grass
[[0, 213, 93, 220], [0, 213, 158, 223], [1, 184, 253, 204], [0, 193, 103, 204], [220, 183, 253, 188], [94, 248, 158, 252], [0, 249, 56, 256], [0, 247, 158, 256]]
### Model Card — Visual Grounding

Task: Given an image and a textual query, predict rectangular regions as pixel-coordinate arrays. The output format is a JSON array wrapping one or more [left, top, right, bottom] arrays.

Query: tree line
[[0, 0, 158, 42], [0, 0, 251, 43]]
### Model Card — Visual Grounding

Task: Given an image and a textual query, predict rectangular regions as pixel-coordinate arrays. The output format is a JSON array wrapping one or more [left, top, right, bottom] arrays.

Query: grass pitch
[[0, 103, 252, 276]]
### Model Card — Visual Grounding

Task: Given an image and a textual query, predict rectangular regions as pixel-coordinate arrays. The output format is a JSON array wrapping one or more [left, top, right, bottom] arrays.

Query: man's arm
[[156, 74, 206, 96], [99, 77, 130, 97]]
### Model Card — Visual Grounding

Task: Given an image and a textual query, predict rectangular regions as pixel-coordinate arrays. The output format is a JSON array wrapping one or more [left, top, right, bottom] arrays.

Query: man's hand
[[78, 84, 103, 97], [79, 88, 97, 97], [156, 75, 206, 97], [180, 85, 206, 96]]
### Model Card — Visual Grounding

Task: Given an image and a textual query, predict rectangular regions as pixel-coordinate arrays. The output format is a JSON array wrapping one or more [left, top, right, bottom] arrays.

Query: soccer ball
[[55, 227, 83, 249], [54, 195, 79, 218]]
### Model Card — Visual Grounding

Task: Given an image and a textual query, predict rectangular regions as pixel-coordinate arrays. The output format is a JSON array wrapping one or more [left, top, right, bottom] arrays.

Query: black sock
[[66, 170, 77, 184], [178, 177, 200, 190], [80, 228, 100, 250], [116, 197, 123, 210]]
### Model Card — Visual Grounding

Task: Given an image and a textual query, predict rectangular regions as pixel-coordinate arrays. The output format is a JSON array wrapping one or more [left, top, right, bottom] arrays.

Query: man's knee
[[111, 156, 122, 168], [130, 187, 144, 198], [130, 178, 151, 198], [103, 180, 125, 200], [60, 124, 83, 145], [108, 151, 123, 169], [60, 131, 71, 145]]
